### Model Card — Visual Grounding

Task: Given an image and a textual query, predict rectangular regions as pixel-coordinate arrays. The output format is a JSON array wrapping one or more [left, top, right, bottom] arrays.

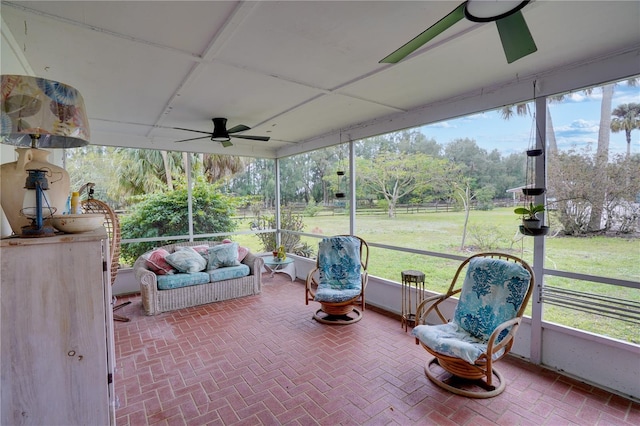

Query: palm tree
[[113, 148, 182, 197], [202, 154, 245, 183], [611, 102, 640, 158]]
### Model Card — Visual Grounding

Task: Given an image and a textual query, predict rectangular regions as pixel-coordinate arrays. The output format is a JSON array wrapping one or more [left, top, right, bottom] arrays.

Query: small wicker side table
[[401, 269, 426, 332]]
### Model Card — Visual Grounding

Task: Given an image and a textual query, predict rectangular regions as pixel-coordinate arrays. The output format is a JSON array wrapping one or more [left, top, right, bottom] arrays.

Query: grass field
[[232, 207, 640, 343]]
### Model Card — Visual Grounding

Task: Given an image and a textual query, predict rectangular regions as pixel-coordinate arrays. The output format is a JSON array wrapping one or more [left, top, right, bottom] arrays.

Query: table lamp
[[20, 169, 56, 237], [0, 75, 90, 236]]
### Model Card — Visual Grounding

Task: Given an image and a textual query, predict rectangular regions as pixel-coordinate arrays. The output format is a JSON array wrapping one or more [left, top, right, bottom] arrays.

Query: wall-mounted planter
[[521, 218, 542, 229], [519, 225, 550, 236]]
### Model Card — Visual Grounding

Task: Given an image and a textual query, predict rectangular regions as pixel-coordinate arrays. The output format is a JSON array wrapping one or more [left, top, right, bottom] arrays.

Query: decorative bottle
[[70, 191, 81, 214]]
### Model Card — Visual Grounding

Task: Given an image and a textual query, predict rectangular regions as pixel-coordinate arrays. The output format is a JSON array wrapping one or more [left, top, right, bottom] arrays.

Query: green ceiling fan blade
[[227, 124, 251, 133], [380, 2, 465, 63], [495, 10, 537, 64], [233, 134, 270, 141]]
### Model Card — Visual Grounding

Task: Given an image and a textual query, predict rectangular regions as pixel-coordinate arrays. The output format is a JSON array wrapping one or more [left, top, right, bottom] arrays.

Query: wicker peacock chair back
[[80, 197, 121, 287]]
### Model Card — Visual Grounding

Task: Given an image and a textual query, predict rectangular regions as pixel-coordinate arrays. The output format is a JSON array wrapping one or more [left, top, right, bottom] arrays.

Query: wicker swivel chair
[[80, 185, 129, 322], [412, 252, 534, 398], [305, 235, 369, 325]]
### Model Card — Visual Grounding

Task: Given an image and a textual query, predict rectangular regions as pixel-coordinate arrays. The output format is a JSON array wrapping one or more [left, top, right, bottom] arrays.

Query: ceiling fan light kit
[[463, 0, 529, 22], [380, 0, 536, 64]]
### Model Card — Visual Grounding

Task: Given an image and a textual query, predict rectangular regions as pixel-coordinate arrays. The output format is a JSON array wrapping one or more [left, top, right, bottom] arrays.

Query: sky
[[419, 80, 640, 157]]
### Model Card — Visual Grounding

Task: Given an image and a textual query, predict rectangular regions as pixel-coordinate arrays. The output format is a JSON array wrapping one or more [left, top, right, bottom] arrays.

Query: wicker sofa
[[133, 241, 264, 315]]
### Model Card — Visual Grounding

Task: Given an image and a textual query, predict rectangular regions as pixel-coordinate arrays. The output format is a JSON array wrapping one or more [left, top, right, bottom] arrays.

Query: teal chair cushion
[[412, 257, 530, 364], [453, 257, 531, 341], [314, 236, 362, 303], [412, 322, 505, 364]]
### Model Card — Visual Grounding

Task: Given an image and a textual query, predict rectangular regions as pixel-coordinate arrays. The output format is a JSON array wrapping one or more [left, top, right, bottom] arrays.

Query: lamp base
[[20, 224, 56, 238]]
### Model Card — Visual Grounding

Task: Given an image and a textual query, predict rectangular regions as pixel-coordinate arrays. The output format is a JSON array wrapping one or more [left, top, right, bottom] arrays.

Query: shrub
[[254, 209, 314, 257], [468, 225, 508, 251], [120, 182, 237, 263], [303, 200, 321, 217]]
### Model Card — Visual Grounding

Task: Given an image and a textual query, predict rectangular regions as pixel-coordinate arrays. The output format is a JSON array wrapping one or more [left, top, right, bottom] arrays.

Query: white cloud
[[555, 119, 599, 135]]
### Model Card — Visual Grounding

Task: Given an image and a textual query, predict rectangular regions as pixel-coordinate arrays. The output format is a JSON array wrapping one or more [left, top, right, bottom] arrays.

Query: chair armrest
[[305, 266, 319, 304], [416, 288, 462, 326], [486, 316, 522, 358], [133, 255, 156, 284], [242, 252, 263, 276]]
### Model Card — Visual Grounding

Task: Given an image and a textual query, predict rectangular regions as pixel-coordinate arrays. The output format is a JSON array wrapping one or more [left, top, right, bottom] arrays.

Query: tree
[[588, 83, 614, 231], [611, 102, 640, 158], [203, 154, 245, 183], [357, 152, 452, 218], [112, 148, 183, 199], [452, 180, 475, 250]]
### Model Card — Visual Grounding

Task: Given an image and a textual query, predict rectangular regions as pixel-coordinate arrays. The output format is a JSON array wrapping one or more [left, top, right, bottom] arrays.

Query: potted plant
[[514, 202, 545, 229]]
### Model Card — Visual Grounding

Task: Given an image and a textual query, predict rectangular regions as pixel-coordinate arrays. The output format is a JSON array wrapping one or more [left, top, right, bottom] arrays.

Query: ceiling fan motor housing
[[211, 118, 230, 141]]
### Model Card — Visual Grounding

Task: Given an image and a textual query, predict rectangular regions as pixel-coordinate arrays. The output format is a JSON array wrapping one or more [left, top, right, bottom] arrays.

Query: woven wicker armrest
[[242, 251, 264, 276]]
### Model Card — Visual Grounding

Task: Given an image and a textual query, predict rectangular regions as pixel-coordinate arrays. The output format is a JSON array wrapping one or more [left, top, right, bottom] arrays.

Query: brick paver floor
[[113, 273, 639, 425]]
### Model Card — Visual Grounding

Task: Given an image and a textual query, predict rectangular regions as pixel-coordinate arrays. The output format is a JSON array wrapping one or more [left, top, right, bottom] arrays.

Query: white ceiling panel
[[1, 0, 638, 158]]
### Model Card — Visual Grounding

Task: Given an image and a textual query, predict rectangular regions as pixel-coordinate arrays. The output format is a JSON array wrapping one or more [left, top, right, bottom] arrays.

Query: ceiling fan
[[380, 0, 537, 64], [174, 117, 270, 148]]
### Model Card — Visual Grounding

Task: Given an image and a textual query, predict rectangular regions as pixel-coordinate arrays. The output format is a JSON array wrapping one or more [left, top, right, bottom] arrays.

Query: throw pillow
[[146, 248, 175, 275], [222, 239, 249, 262], [165, 247, 207, 273], [237, 245, 249, 262], [176, 244, 209, 262], [207, 242, 241, 270]]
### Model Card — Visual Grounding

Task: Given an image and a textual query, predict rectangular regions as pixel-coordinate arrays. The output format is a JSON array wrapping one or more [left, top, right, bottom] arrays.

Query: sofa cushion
[[165, 247, 207, 273], [157, 272, 210, 290], [208, 264, 250, 282], [146, 248, 176, 275], [207, 242, 241, 269]]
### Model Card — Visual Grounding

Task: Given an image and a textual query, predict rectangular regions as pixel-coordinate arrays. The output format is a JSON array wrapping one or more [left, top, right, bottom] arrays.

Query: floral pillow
[[207, 242, 241, 270], [237, 245, 249, 262], [222, 239, 249, 262], [145, 248, 175, 275], [165, 247, 207, 273], [176, 244, 209, 262]]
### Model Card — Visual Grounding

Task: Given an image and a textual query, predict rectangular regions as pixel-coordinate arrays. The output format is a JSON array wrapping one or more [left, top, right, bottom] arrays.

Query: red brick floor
[[113, 274, 639, 425]]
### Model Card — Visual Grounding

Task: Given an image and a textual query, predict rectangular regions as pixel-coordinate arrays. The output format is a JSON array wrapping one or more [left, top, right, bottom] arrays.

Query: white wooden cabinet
[[1, 229, 116, 425]]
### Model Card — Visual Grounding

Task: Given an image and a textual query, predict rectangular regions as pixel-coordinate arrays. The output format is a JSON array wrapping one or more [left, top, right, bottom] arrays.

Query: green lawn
[[232, 207, 640, 343]]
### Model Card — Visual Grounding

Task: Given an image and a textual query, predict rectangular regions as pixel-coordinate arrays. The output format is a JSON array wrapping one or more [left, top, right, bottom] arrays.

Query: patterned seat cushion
[[412, 322, 505, 364], [314, 236, 362, 303]]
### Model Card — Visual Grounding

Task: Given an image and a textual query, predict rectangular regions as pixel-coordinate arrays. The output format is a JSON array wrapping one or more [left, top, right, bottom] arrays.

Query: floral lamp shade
[[1, 74, 90, 148]]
